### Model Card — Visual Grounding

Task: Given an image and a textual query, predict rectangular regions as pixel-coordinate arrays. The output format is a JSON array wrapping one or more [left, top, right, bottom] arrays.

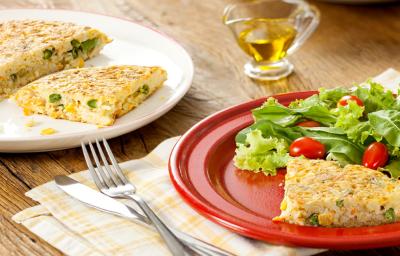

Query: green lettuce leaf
[[353, 80, 396, 113], [391, 95, 400, 111], [369, 110, 400, 147], [300, 127, 365, 166], [345, 121, 381, 145], [381, 160, 400, 179], [331, 100, 377, 145], [234, 129, 291, 175], [333, 100, 364, 130], [318, 87, 349, 108], [288, 95, 336, 126], [252, 98, 300, 127], [235, 119, 302, 145], [388, 145, 400, 158], [252, 96, 336, 127]]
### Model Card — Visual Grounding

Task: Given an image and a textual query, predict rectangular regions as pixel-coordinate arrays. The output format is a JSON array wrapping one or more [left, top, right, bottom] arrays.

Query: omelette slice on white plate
[[13, 65, 167, 126], [0, 19, 111, 98]]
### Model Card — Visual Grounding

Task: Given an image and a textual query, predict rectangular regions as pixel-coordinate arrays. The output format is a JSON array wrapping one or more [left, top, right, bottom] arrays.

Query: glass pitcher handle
[[287, 4, 320, 55]]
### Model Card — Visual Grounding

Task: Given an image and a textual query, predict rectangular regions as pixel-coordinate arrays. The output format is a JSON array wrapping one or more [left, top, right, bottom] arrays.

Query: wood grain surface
[[0, 0, 400, 255]]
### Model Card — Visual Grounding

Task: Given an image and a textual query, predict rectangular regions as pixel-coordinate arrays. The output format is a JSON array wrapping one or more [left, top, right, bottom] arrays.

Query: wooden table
[[0, 0, 399, 255]]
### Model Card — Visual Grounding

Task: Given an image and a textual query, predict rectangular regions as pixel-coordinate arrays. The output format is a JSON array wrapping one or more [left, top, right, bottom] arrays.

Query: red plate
[[169, 91, 400, 250]]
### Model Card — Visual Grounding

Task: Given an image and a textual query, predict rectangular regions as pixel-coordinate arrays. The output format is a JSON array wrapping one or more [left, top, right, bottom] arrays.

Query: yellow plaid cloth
[[12, 68, 400, 256]]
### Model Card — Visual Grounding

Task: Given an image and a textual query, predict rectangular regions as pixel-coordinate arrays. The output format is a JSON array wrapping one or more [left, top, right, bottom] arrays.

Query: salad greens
[[369, 110, 400, 147], [234, 80, 400, 178], [236, 119, 301, 145], [300, 127, 365, 166], [383, 160, 400, 179], [353, 81, 397, 113], [318, 87, 348, 108], [234, 130, 291, 175], [287, 95, 337, 126], [252, 96, 336, 127]]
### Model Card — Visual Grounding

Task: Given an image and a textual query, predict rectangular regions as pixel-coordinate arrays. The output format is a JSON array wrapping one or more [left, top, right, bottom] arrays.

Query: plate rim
[[0, 8, 194, 143], [169, 90, 400, 250]]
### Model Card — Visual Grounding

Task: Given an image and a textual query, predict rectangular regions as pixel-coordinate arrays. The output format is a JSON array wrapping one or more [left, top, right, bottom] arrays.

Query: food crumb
[[40, 128, 57, 135], [159, 96, 166, 100], [23, 108, 33, 116], [25, 119, 37, 127]]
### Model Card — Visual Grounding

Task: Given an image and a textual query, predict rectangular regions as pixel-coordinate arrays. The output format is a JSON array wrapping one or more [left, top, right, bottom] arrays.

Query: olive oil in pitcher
[[235, 18, 297, 63], [223, 0, 319, 80]]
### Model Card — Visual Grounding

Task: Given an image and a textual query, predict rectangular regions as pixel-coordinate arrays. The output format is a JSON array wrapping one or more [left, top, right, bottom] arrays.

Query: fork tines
[[81, 138, 129, 190]]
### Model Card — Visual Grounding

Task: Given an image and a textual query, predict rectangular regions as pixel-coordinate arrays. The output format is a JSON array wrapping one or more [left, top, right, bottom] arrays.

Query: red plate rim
[[169, 91, 400, 250]]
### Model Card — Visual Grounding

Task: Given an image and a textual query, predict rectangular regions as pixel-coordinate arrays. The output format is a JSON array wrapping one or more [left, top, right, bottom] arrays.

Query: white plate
[[0, 9, 193, 153]]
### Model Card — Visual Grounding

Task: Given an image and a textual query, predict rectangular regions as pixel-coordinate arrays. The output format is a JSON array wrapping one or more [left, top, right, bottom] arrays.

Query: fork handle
[[126, 194, 198, 256]]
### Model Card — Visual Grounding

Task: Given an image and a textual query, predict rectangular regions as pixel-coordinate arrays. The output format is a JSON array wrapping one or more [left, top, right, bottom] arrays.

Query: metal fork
[[81, 138, 227, 256]]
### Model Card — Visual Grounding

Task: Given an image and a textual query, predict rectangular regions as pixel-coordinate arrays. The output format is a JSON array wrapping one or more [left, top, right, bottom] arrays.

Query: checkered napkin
[[12, 68, 400, 256]]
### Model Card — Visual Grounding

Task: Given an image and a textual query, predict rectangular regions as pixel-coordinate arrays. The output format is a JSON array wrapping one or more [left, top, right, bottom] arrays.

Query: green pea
[[140, 84, 149, 95], [336, 200, 344, 208], [81, 38, 98, 54], [49, 93, 62, 103], [43, 49, 54, 60], [307, 213, 319, 226], [384, 208, 395, 222], [87, 99, 98, 108], [10, 74, 17, 82], [71, 48, 79, 59], [70, 39, 81, 48]]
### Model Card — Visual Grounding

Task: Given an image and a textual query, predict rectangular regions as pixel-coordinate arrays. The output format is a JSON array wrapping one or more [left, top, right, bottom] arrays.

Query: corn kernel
[[25, 119, 36, 127], [23, 108, 33, 116], [65, 104, 76, 113], [40, 128, 57, 135], [318, 213, 333, 226], [280, 200, 287, 211], [78, 58, 85, 68]]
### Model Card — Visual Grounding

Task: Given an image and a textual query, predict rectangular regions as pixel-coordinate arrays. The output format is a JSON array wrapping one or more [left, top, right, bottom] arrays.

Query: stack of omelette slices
[[0, 20, 167, 126]]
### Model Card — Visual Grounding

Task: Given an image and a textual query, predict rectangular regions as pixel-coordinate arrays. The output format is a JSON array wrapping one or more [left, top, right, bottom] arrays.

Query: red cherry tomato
[[289, 137, 326, 159], [296, 120, 321, 127], [337, 95, 364, 107], [362, 142, 389, 170]]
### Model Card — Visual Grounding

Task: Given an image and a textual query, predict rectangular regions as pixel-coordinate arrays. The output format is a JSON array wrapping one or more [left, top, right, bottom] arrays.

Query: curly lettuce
[[331, 100, 378, 145], [319, 81, 397, 114], [333, 100, 364, 130], [318, 87, 349, 108], [353, 80, 396, 113], [234, 129, 291, 175], [346, 121, 382, 146]]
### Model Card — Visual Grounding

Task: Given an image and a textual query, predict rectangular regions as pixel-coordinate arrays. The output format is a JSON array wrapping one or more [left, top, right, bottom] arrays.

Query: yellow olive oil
[[235, 18, 297, 62]]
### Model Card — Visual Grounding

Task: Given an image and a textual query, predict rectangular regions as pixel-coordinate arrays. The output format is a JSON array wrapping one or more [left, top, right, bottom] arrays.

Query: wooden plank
[[0, 161, 61, 255], [0, 154, 70, 188], [0, 217, 62, 256]]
